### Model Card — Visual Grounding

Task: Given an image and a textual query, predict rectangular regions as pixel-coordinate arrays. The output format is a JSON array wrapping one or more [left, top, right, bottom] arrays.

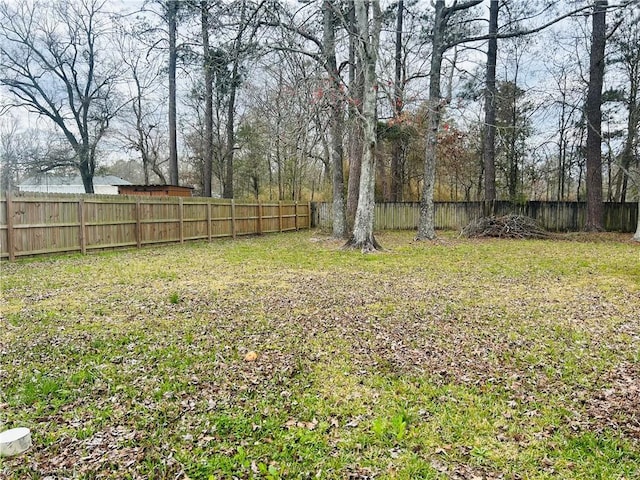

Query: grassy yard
[[1, 230, 638, 479]]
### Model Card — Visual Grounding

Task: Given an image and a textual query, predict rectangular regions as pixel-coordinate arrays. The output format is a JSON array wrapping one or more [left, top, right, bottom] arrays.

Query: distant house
[[118, 185, 194, 197], [18, 175, 132, 195]]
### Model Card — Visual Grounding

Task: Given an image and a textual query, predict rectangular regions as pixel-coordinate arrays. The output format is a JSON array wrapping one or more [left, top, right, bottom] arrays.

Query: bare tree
[[584, 0, 608, 231], [323, 0, 347, 237], [345, 0, 383, 252], [0, 0, 122, 193], [544, 54, 585, 201], [482, 0, 498, 202], [115, 25, 168, 185], [263, 0, 347, 236], [0, 118, 24, 193], [215, 0, 267, 199], [414, 0, 620, 238], [201, 0, 214, 196], [390, 0, 405, 202], [167, 0, 179, 186], [606, 5, 640, 239], [611, 8, 640, 203], [417, 0, 482, 241], [346, 0, 364, 231]]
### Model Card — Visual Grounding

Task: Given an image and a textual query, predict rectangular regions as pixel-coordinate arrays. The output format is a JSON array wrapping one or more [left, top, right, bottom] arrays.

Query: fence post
[[279, 201, 283, 232], [78, 198, 86, 255], [258, 201, 263, 235], [390, 203, 395, 229], [207, 201, 212, 242], [179, 197, 184, 244], [308, 201, 312, 229], [231, 199, 236, 239], [294, 202, 298, 230], [135, 198, 142, 248], [310, 202, 314, 228], [6, 193, 15, 261]]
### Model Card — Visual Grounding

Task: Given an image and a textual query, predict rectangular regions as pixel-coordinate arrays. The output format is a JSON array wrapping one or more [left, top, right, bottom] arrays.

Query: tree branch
[[445, 0, 483, 17], [444, 1, 635, 50], [261, 20, 324, 55]]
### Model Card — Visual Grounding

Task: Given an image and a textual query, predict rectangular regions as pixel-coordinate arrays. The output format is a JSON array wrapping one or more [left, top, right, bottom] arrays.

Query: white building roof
[[20, 175, 132, 187], [18, 175, 133, 194]]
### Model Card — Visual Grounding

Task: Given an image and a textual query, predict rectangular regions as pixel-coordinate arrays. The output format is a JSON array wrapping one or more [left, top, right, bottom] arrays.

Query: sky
[[1, 0, 635, 173]]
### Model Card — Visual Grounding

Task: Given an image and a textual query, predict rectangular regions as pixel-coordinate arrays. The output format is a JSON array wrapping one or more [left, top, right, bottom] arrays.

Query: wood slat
[[0, 193, 311, 260], [313, 201, 638, 233]]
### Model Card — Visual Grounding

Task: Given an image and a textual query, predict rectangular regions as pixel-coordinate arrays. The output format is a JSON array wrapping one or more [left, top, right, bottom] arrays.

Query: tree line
[[1, 0, 639, 248]]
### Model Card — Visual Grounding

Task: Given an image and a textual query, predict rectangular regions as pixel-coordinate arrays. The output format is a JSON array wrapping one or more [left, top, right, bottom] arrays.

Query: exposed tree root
[[583, 224, 605, 233], [414, 231, 437, 241], [343, 234, 383, 253]]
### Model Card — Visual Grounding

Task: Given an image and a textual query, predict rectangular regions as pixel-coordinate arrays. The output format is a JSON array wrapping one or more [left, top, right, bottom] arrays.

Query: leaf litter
[[0, 231, 638, 478]]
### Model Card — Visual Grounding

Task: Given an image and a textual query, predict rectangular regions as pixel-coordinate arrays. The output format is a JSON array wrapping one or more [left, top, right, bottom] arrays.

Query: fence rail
[[312, 201, 638, 233], [1, 193, 310, 260]]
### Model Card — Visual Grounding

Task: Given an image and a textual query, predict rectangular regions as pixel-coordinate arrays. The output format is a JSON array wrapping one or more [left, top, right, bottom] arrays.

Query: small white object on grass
[[0, 427, 32, 457]]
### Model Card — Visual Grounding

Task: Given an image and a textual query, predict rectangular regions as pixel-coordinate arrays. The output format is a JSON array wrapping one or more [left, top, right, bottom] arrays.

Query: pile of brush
[[461, 214, 550, 239]]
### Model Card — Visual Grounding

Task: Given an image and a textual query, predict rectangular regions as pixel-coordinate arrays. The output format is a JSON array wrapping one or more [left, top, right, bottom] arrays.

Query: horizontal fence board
[[1, 193, 310, 259], [313, 201, 638, 233]]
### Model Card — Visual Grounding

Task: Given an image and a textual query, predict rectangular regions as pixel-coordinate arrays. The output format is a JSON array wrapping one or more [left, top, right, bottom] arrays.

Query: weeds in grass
[[0, 231, 638, 479]]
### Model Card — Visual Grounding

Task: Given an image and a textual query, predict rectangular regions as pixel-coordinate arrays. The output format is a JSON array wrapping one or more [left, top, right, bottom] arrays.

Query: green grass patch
[[0, 230, 638, 479]]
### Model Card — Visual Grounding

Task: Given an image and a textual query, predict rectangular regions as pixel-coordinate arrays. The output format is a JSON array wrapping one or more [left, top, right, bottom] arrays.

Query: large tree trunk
[[202, 1, 213, 197], [417, 97, 440, 240], [349, 80, 379, 251], [346, 0, 363, 231], [78, 151, 95, 194], [346, 84, 363, 229], [390, 0, 404, 202], [416, 1, 446, 241], [346, 0, 382, 252], [168, 0, 179, 186], [482, 0, 498, 202], [329, 97, 347, 239], [323, 0, 347, 238], [584, 0, 607, 231]]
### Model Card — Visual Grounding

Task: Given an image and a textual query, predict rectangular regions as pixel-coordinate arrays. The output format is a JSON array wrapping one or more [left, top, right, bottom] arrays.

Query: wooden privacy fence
[[312, 201, 638, 233], [0, 193, 310, 260]]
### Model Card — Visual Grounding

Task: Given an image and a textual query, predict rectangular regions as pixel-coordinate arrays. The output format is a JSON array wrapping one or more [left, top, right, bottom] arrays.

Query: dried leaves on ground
[[0, 231, 638, 479]]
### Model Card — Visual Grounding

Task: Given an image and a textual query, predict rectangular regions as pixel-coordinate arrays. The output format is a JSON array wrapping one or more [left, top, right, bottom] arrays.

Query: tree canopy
[[1, 0, 638, 240]]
